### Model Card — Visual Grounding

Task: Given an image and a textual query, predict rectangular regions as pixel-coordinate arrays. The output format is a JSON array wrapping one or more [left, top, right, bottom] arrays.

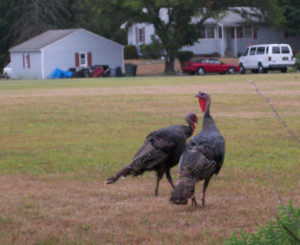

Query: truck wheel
[[239, 64, 245, 74]]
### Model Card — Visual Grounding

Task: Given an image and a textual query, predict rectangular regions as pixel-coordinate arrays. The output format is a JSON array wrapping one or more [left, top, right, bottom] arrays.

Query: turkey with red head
[[106, 112, 198, 196], [170, 91, 225, 206]]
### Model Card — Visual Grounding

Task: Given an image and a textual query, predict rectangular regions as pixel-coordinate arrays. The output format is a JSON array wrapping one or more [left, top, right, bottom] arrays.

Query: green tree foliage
[[72, 0, 127, 45], [176, 51, 194, 65], [225, 200, 300, 245], [279, 0, 300, 35], [108, 0, 283, 74]]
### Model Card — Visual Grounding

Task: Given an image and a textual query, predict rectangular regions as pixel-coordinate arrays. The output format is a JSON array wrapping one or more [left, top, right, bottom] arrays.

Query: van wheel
[[280, 68, 287, 73], [4, 73, 8, 79], [239, 64, 245, 74], [228, 67, 236, 74], [258, 64, 264, 73], [196, 67, 205, 75]]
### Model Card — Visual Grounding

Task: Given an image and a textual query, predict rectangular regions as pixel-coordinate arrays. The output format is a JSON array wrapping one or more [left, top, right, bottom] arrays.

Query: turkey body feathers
[[170, 92, 225, 205], [106, 112, 197, 196]]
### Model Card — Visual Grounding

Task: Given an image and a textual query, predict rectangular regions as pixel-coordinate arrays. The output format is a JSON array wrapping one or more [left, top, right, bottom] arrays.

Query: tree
[[72, 0, 127, 45], [6, 0, 73, 47], [109, 0, 283, 75], [279, 0, 300, 35]]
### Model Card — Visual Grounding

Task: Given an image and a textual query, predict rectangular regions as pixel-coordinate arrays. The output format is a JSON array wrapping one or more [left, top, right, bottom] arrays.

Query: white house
[[125, 8, 300, 57], [9, 28, 124, 79]]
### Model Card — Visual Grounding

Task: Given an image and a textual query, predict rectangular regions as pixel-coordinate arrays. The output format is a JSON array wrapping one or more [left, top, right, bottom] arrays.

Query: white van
[[239, 44, 295, 74]]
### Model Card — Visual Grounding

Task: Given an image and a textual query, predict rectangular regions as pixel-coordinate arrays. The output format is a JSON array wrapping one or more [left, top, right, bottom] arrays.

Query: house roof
[[9, 28, 123, 52], [9, 29, 82, 52]]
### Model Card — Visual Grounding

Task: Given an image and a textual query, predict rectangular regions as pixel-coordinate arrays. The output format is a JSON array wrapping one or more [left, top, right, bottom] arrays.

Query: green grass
[[0, 74, 299, 176]]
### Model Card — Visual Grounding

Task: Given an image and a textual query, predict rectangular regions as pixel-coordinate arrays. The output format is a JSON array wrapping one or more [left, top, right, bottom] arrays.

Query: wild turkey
[[170, 91, 225, 206], [105, 112, 198, 196]]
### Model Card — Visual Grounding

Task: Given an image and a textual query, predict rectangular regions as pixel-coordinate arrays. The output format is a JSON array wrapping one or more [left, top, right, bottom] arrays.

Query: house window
[[139, 29, 143, 43], [80, 52, 87, 67], [206, 26, 215, 38], [23, 54, 30, 69], [237, 27, 243, 38], [200, 28, 205, 38], [244, 26, 252, 38]]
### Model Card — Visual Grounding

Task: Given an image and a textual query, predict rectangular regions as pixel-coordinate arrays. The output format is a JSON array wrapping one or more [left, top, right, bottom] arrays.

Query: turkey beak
[[195, 93, 201, 98]]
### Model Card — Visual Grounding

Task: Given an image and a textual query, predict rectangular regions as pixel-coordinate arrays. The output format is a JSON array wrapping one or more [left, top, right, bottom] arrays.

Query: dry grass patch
[[0, 168, 299, 245]]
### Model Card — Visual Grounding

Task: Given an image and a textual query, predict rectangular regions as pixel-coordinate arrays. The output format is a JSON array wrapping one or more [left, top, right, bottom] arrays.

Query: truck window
[[272, 46, 280, 54], [256, 47, 265, 55], [243, 48, 249, 56], [250, 47, 256, 55], [281, 46, 290, 54]]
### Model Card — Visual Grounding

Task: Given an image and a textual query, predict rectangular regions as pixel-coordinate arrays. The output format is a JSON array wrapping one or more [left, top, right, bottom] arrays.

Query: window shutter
[[88, 52, 92, 67], [23, 54, 25, 68], [27, 54, 30, 68], [231, 28, 235, 38], [143, 27, 145, 44], [253, 30, 257, 39], [75, 53, 79, 67], [136, 27, 139, 44]]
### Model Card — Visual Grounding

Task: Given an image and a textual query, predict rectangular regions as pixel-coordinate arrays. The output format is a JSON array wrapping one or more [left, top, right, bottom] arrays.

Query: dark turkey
[[106, 112, 198, 196], [170, 91, 225, 206]]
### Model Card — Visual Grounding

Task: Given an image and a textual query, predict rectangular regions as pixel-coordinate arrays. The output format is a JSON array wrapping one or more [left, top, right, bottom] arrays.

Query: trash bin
[[125, 63, 137, 76], [110, 66, 117, 77]]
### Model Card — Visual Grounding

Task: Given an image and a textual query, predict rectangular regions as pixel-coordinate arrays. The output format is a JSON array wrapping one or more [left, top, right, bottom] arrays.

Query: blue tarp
[[51, 68, 73, 79]]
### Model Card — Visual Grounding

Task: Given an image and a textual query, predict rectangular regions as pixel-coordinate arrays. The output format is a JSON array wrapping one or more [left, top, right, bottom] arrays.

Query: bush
[[295, 52, 300, 71], [225, 200, 300, 245], [124, 45, 139, 59], [140, 35, 164, 59], [176, 51, 194, 65]]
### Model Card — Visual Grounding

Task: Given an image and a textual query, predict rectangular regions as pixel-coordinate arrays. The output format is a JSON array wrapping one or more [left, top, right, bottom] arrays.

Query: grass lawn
[[0, 73, 299, 244]]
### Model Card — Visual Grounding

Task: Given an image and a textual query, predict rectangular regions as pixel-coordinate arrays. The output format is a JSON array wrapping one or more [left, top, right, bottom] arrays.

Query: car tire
[[258, 63, 264, 73], [196, 67, 205, 75], [280, 68, 287, 73], [239, 64, 245, 74], [228, 67, 236, 74]]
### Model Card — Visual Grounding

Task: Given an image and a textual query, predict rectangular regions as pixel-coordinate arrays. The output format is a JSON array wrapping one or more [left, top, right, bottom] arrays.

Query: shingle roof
[[9, 29, 83, 52]]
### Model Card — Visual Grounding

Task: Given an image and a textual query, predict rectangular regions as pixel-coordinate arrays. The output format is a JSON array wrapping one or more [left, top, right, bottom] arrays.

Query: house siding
[[10, 52, 42, 79], [128, 23, 300, 57], [42, 30, 124, 79]]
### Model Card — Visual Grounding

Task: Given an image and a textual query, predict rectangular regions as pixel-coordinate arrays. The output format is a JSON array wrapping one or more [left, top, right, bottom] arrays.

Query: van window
[[281, 46, 290, 54], [243, 48, 249, 56], [266, 47, 269, 54], [256, 47, 265, 55], [250, 47, 256, 55], [272, 46, 280, 54]]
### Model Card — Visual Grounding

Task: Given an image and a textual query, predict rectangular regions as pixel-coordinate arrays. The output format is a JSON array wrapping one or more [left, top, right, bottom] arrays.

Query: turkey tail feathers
[[169, 178, 196, 205], [105, 166, 131, 184]]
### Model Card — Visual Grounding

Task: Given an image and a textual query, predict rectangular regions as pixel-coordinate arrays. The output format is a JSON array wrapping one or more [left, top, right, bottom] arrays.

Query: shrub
[[140, 35, 164, 59], [176, 51, 194, 65], [124, 45, 139, 59], [225, 200, 300, 245], [295, 52, 300, 71]]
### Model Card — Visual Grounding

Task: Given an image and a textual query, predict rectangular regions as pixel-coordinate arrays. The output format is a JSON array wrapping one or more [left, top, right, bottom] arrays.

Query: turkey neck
[[201, 100, 218, 132]]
